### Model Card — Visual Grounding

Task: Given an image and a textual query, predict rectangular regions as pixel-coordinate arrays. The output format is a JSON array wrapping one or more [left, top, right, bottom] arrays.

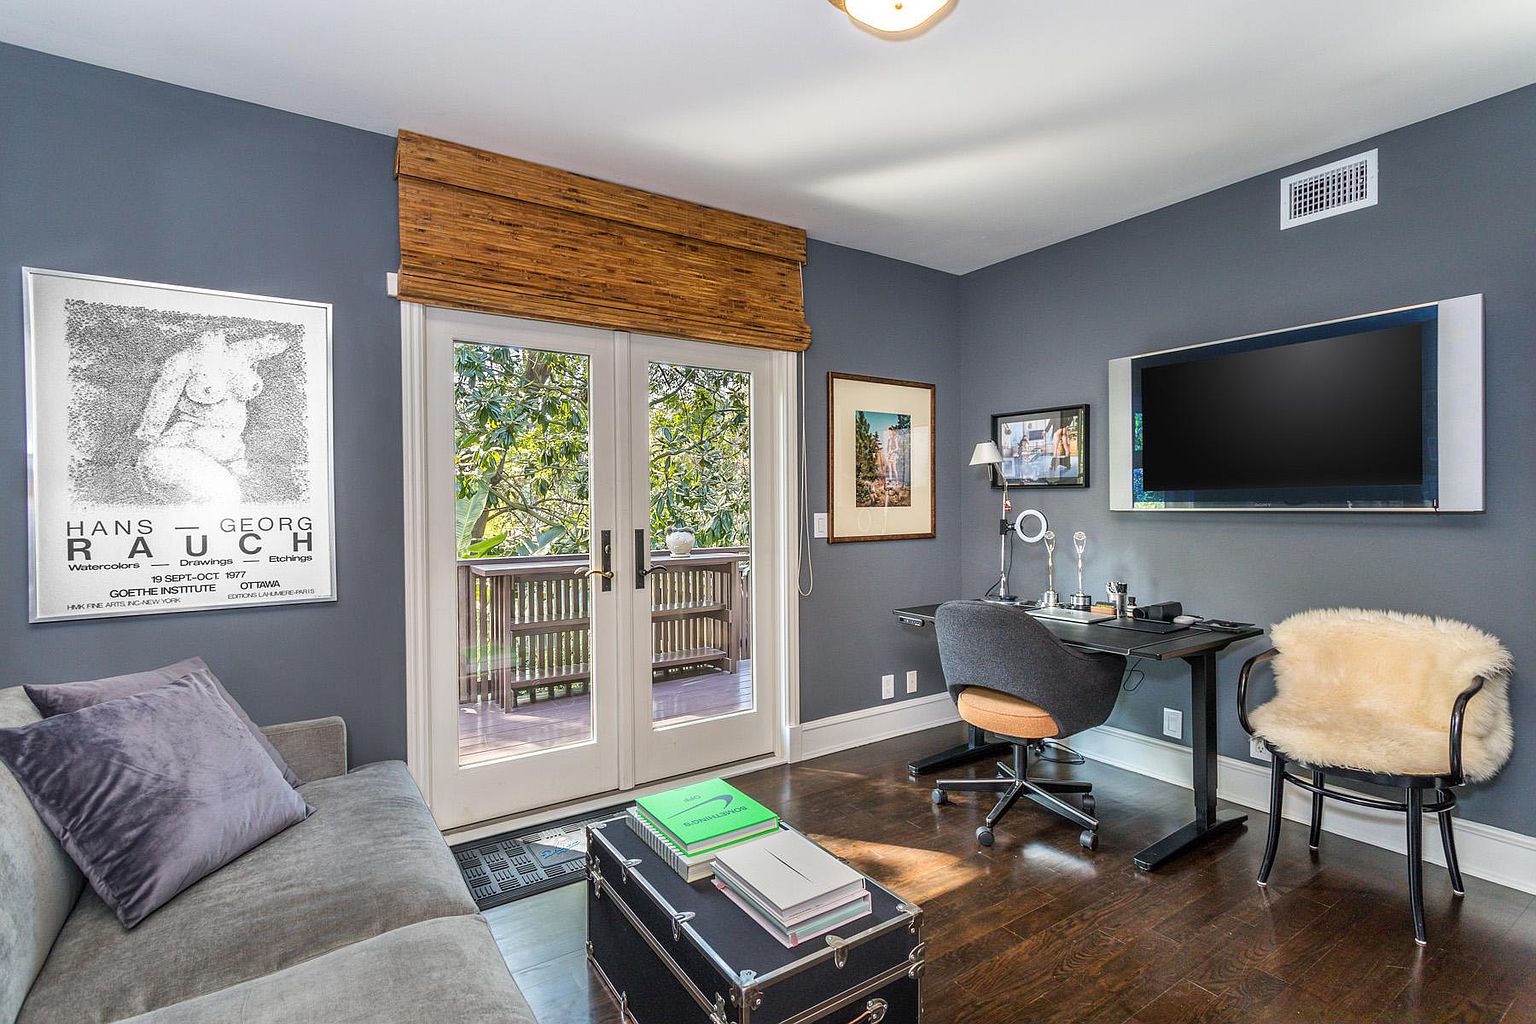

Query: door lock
[[574, 530, 614, 591], [635, 529, 670, 589]]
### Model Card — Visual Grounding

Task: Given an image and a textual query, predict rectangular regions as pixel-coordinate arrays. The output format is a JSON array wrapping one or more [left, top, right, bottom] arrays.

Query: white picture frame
[[24, 268, 337, 621]]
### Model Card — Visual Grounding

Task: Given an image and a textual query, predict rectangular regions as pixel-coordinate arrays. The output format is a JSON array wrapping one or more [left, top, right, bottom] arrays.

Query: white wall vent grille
[[1280, 149, 1378, 229]]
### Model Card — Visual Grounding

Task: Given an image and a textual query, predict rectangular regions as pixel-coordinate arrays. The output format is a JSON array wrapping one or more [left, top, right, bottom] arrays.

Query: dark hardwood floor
[[485, 724, 1536, 1023]]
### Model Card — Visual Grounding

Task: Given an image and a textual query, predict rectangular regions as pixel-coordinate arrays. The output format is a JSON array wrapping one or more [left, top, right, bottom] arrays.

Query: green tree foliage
[[647, 362, 751, 549], [454, 344, 590, 557], [854, 410, 879, 506], [454, 345, 751, 558]]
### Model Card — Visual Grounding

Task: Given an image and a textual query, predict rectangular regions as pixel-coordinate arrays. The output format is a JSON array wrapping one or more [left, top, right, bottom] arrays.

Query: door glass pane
[[647, 361, 753, 726], [455, 343, 594, 766]]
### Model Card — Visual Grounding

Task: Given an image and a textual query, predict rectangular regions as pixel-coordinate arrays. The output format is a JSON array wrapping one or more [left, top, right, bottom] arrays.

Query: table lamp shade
[[970, 441, 1003, 467]]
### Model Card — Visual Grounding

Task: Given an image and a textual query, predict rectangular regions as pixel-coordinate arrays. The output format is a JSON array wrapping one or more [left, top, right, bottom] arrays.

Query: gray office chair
[[930, 600, 1125, 850]]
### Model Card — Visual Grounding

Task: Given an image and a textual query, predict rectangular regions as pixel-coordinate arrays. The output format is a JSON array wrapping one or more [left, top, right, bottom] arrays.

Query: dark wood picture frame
[[827, 371, 937, 543], [990, 403, 1089, 488]]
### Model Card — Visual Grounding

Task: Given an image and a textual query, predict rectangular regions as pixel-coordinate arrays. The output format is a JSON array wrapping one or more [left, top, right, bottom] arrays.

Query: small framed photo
[[827, 372, 935, 543], [991, 404, 1088, 488]]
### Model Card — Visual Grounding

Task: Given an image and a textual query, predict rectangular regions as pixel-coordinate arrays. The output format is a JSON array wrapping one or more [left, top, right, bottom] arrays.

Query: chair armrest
[[1448, 677, 1484, 783], [1237, 648, 1279, 737], [261, 716, 348, 784]]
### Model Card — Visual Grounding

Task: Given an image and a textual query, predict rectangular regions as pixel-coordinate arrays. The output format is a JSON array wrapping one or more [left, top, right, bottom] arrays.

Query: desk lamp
[[970, 441, 1015, 602]]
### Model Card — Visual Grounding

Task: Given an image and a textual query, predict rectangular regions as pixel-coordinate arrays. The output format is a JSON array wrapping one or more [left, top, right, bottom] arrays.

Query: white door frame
[[399, 302, 801, 830]]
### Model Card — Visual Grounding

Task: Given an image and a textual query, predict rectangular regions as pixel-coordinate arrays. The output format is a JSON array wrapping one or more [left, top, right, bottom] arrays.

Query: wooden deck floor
[[458, 663, 752, 766], [486, 723, 1536, 1024]]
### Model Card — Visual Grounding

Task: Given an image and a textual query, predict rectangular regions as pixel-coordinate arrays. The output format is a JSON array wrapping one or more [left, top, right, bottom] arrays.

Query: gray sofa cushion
[[260, 717, 348, 784], [24, 656, 301, 788], [116, 916, 535, 1024], [0, 688, 85, 1024], [19, 761, 477, 1023], [0, 671, 313, 929]]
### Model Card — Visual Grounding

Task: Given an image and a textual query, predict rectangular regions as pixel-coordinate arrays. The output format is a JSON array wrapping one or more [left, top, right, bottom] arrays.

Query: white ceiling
[[4, 1, 1536, 273]]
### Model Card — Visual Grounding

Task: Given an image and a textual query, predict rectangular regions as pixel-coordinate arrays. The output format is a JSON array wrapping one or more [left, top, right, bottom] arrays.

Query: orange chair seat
[[956, 687, 1060, 740]]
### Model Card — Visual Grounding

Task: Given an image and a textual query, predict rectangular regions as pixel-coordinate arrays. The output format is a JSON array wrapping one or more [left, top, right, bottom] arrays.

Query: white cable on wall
[[796, 350, 814, 598]]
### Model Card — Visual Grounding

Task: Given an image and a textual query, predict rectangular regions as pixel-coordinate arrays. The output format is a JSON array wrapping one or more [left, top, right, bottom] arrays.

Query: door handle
[[635, 529, 670, 589], [573, 530, 614, 591]]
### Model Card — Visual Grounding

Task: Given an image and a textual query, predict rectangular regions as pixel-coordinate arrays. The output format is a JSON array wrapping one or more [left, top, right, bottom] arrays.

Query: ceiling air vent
[[1280, 149, 1377, 229]]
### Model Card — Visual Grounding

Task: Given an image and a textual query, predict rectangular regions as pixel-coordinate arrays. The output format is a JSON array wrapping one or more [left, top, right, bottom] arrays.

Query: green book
[[634, 779, 779, 856]]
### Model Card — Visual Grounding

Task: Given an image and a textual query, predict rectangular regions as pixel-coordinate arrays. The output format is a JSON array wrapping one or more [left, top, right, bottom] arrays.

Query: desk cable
[[980, 533, 1014, 601], [1037, 740, 1086, 765], [1121, 657, 1147, 693]]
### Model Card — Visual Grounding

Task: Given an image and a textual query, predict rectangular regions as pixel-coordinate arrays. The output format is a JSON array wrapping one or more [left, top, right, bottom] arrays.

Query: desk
[[894, 603, 1264, 871]]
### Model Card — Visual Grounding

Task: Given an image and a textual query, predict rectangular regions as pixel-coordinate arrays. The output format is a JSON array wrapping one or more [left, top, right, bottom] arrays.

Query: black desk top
[[893, 603, 1264, 661]]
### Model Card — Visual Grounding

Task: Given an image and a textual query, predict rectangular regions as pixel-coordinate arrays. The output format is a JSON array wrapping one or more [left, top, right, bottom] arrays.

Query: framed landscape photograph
[[827, 372, 935, 542], [991, 404, 1088, 488]]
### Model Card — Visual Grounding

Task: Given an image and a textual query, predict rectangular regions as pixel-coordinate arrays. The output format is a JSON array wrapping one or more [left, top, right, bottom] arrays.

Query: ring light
[[1013, 509, 1049, 543]]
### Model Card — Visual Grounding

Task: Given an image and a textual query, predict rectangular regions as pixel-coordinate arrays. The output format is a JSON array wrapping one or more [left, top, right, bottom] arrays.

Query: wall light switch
[[881, 674, 896, 700], [905, 670, 918, 694], [813, 513, 829, 539], [1162, 708, 1183, 740]]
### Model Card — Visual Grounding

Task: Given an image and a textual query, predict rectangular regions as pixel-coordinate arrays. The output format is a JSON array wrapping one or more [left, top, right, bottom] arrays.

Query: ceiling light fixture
[[829, 0, 956, 37]]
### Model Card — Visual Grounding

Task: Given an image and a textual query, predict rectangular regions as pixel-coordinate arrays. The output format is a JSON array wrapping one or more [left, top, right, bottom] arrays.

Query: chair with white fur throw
[[1238, 608, 1513, 945]]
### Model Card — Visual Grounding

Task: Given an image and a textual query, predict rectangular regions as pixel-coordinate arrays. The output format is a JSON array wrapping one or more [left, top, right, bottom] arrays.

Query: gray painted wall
[[0, 44, 406, 766], [0, 45, 965, 758], [8, 44, 1528, 833], [799, 240, 962, 722], [958, 85, 1536, 834]]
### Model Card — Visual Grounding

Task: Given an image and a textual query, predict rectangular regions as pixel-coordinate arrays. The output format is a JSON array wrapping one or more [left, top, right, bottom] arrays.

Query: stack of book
[[711, 830, 871, 948], [625, 779, 779, 882]]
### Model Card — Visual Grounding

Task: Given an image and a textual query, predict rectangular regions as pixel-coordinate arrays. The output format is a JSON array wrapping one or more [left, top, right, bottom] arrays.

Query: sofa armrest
[[261, 716, 347, 784]]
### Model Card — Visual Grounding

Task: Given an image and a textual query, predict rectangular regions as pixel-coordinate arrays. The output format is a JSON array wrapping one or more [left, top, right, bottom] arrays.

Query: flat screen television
[[1108, 295, 1483, 512]]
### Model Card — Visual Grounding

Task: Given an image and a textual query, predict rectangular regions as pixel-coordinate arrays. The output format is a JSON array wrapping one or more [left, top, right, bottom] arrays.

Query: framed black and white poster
[[24, 268, 336, 621], [991, 404, 1088, 488]]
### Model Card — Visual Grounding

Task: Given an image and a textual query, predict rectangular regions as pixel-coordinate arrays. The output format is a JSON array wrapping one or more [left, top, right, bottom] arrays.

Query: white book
[[713, 860, 864, 928], [624, 807, 715, 882], [714, 882, 872, 948], [711, 830, 865, 921]]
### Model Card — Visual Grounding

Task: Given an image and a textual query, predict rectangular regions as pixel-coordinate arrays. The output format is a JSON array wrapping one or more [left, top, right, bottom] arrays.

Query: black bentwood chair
[[929, 601, 1125, 851], [1238, 609, 1513, 945]]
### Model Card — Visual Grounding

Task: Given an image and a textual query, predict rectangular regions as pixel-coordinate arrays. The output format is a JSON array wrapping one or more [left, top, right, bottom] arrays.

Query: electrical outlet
[[881, 674, 895, 700], [1250, 736, 1269, 760], [905, 669, 918, 694], [813, 513, 829, 538], [1162, 708, 1183, 740]]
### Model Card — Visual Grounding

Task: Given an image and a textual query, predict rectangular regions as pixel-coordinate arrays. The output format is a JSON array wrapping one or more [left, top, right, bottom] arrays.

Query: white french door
[[420, 307, 785, 830], [626, 334, 783, 786]]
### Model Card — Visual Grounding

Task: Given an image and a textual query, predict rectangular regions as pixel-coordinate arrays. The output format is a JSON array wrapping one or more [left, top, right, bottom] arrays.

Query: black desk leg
[[906, 725, 1011, 777], [1133, 651, 1247, 870]]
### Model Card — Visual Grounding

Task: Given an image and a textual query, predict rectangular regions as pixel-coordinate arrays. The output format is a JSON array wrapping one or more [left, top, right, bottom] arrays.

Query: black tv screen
[[1133, 308, 1437, 507]]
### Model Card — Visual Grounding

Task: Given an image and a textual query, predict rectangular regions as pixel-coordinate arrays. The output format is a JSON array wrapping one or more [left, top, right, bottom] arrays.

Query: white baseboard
[[1070, 724, 1536, 897], [792, 693, 960, 763]]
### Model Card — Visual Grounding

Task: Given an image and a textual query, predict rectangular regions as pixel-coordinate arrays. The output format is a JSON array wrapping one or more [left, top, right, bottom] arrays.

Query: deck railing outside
[[457, 547, 750, 708]]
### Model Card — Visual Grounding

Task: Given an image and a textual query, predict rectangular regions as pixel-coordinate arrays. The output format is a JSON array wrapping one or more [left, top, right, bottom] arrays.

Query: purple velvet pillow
[[0, 670, 312, 928], [24, 657, 301, 787]]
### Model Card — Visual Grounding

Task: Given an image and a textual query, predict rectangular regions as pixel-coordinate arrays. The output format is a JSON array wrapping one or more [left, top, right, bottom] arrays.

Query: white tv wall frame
[[1108, 294, 1484, 512]]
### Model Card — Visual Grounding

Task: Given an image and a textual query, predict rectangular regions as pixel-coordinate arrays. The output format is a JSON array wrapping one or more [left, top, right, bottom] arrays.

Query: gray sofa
[[1, 686, 536, 1023]]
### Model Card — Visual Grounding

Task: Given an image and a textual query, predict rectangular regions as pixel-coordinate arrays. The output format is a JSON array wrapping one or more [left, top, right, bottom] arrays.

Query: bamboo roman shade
[[395, 131, 810, 351]]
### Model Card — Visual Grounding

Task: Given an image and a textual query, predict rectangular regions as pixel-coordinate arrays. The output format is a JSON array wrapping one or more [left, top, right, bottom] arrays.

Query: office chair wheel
[[1079, 829, 1098, 851], [1081, 794, 1096, 814], [931, 788, 948, 806], [976, 826, 995, 847]]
